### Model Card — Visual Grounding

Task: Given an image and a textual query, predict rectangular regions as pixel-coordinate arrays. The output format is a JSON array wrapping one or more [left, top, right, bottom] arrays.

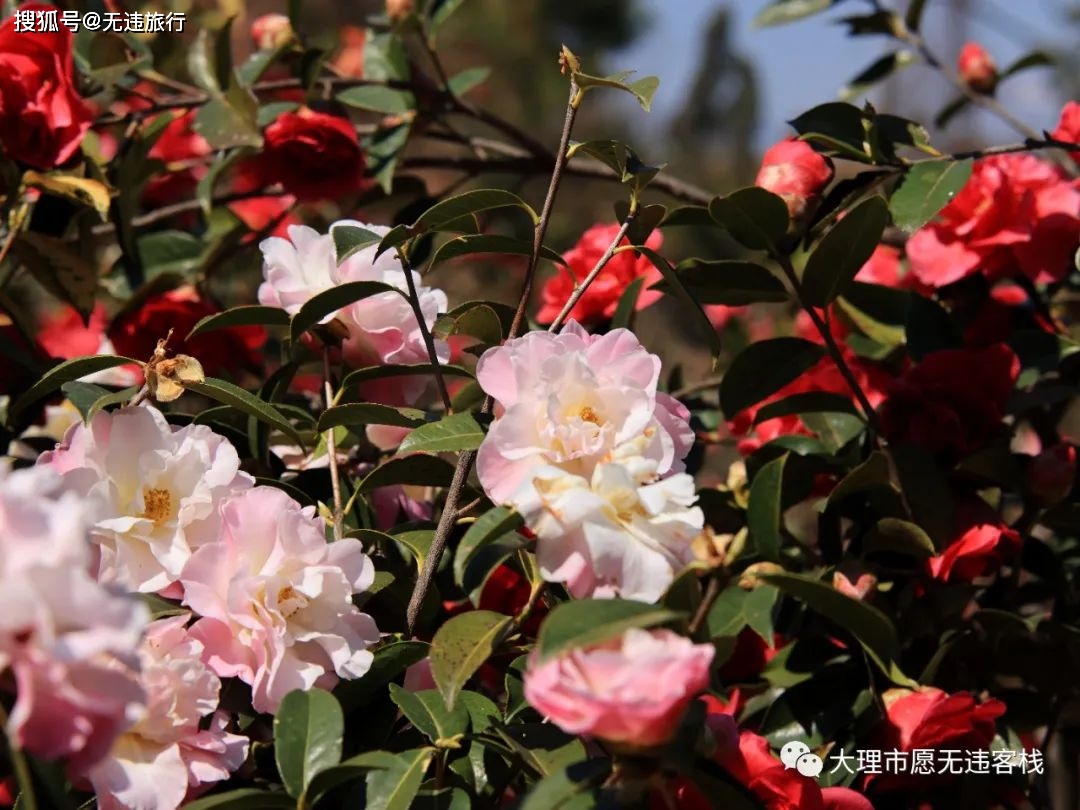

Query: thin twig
[[688, 575, 724, 636], [396, 246, 453, 412], [774, 253, 881, 437], [508, 80, 581, 339], [548, 213, 634, 332], [323, 349, 344, 542], [0, 704, 37, 810]]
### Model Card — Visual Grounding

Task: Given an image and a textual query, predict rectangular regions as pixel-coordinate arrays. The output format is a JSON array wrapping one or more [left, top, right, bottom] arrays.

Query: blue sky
[[608, 0, 1076, 152]]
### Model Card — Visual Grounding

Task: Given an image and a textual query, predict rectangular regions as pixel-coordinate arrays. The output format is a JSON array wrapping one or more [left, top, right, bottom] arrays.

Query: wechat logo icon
[[779, 741, 824, 779]]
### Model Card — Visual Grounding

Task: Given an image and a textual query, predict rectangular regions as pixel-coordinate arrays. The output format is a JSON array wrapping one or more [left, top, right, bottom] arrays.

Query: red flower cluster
[[907, 153, 1080, 287], [0, 3, 93, 168], [255, 108, 366, 201]]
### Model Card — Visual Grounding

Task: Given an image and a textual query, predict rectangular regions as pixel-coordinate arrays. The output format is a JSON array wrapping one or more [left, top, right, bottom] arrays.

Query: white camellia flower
[[39, 405, 254, 594], [511, 443, 705, 603]]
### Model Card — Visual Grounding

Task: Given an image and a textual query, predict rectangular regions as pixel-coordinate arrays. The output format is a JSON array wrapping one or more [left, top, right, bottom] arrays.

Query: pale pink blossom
[[81, 615, 248, 810], [475, 321, 694, 505], [0, 464, 147, 773], [179, 486, 381, 713], [259, 221, 450, 405], [39, 406, 253, 594], [514, 445, 704, 602], [524, 628, 714, 749]]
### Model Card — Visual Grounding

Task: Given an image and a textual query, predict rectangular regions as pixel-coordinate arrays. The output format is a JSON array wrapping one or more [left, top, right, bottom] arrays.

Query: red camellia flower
[[144, 111, 212, 208], [1027, 443, 1077, 507], [0, 3, 94, 168], [957, 42, 998, 93], [871, 687, 1005, 791], [107, 286, 266, 377], [250, 13, 293, 50], [257, 108, 366, 201], [755, 138, 834, 225], [1053, 100, 1080, 161], [536, 223, 663, 326], [907, 154, 1080, 287], [879, 343, 1019, 460], [927, 500, 1022, 583]]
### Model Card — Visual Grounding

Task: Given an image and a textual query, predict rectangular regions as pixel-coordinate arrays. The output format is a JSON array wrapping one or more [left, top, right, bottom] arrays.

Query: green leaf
[[753, 392, 858, 425], [332, 223, 386, 264], [802, 196, 890, 306], [906, 0, 928, 30], [610, 276, 645, 330], [87, 386, 140, 421], [391, 528, 435, 570], [414, 189, 539, 233], [367, 117, 412, 193], [865, 518, 936, 557], [837, 281, 910, 345], [890, 159, 973, 234], [447, 66, 491, 97], [430, 610, 512, 710], [8, 355, 140, 422], [336, 86, 416, 114], [273, 688, 344, 799], [788, 102, 869, 161], [335, 641, 429, 713], [136, 230, 203, 279], [760, 571, 914, 684], [289, 281, 403, 344], [934, 95, 971, 129], [889, 443, 954, 546], [537, 599, 681, 661], [652, 259, 789, 306], [12, 232, 100, 321], [572, 70, 660, 111], [61, 381, 110, 421], [1001, 50, 1053, 79], [841, 52, 914, 102], [388, 684, 469, 745], [521, 759, 610, 810], [747, 454, 788, 562], [453, 507, 525, 588], [186, 378, 304, 446], [427, 234, 564, 269], [708, 187, 790, 251], [719, 338, 826, 419], [342, 363, 474, 390], [636, 246, 723, 362], [754, 0, 834, 27], [461, 535, 530, 604], [397, 412, 485, 454], [827, 450, 893, 505], [428, 0, 469, 41], [318, 403, 427, 432], [186, 305, 289, 340], [182, 789, 295, 810], [365, 748, 436, 810], [358, 454, 458, 491], [707, 584, 779, 643]]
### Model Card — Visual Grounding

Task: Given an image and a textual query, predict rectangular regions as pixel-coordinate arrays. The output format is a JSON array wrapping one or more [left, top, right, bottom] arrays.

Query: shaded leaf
[[428, 234, 564, 269], [636, 247, 723, 362], [358, 455, 458, 491], [802, 196, 890, 306], [318, 403, 427, 432], [8, 355, 140, 422], [186, 305, 289, 340], [708, 187, 789, 251], [182, 789, 295, 810], [22, 171, 110, 219], [186, 378, 304, 446], [342, 363, 474, 390], [652, 259, 789, 306], [520, 758, 610, 810], [753, 392, 858, 424], [332, 223, 385, 264], [414, 189, 538, 233], [453, 507, 524, 588], [719, 338, 826, 419], [337, 86, 416, 114], [335, 641, 429, 713], [273, 688, 344, 799], [865, 518, 936, 557], [747, 453, 788, 562], [755, 0, 834, 27], [388, 684, 469, 745], [289, 281, 403, 344]]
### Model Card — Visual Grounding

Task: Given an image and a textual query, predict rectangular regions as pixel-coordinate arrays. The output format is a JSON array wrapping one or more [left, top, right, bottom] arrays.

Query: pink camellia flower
[[81, 615, 249, 810], [907, 154, 1080, 287], [524, 628, 714, 750], [475, 320, 693, 505], [0, 464, 147, 774], [251, 13, 293, 50], [259, 221, 450, 405], [39, 405, 254, 594], [957, 42, 998, 93], [515, 446, 704, 602], [536, 223, 664, 326], [755, 138, 834, 225], [179, 486, 381, 714]]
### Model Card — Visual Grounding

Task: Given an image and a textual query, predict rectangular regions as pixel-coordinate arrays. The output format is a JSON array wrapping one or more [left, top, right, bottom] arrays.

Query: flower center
[[276, 585, 309, 618], [141, 488, 172, 523], [578, 406, 601, 425]]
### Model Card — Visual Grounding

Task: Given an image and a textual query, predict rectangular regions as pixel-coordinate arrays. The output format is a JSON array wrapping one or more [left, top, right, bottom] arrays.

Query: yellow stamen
[[142, 488, 172, 523]]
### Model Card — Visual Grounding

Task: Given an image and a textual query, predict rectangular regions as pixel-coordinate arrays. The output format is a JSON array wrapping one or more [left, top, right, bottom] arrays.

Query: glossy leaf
[[186, 305, 289, 340], [572, 70, 660, 111], [430, 610, 512, 710], [753, 392, 859, 425], [335, 641, 429, 713], [414, 189, 539, 233], [331, 223, 386, 264], [397, 412, 486, 454], [453, 507, 525, 588], [182, 789, 295, 810], [317, 403, 427, 432], [289, 281, 402, 344], [520, 758, 610, 810], [358, 454, 458, 491], [342, 363, 475, 389], [719, 338, 826, 419], [865, 518, 936, 557], [388, 684, 469, 745], [186, 378, 304, 446], [447, 66, 491, 96], [754, 0, 834, 27], [8, 355, 141, 421], [747, 453, 788, 562], [537, 599, 681, 661], [610, 276, 645, 329], [336, 86, 416, 114], [273, 688, 344, 799], [890, 159, 973, 234], [636, 247, 723, 362], [365, 748, 437, 810], [652, 259, 789, 305], [802, 196, 890, 306], [428, 234, 565, 269], [708, 187, 790, 252]]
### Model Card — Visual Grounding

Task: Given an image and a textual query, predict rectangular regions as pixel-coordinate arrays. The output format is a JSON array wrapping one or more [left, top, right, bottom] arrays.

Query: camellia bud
[[1027, 443, 1077, 507], [385, 0, 415, 23], [250, 13, 294, 51], [754, 138, 833, 230], [957, 42, 998, 94]]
